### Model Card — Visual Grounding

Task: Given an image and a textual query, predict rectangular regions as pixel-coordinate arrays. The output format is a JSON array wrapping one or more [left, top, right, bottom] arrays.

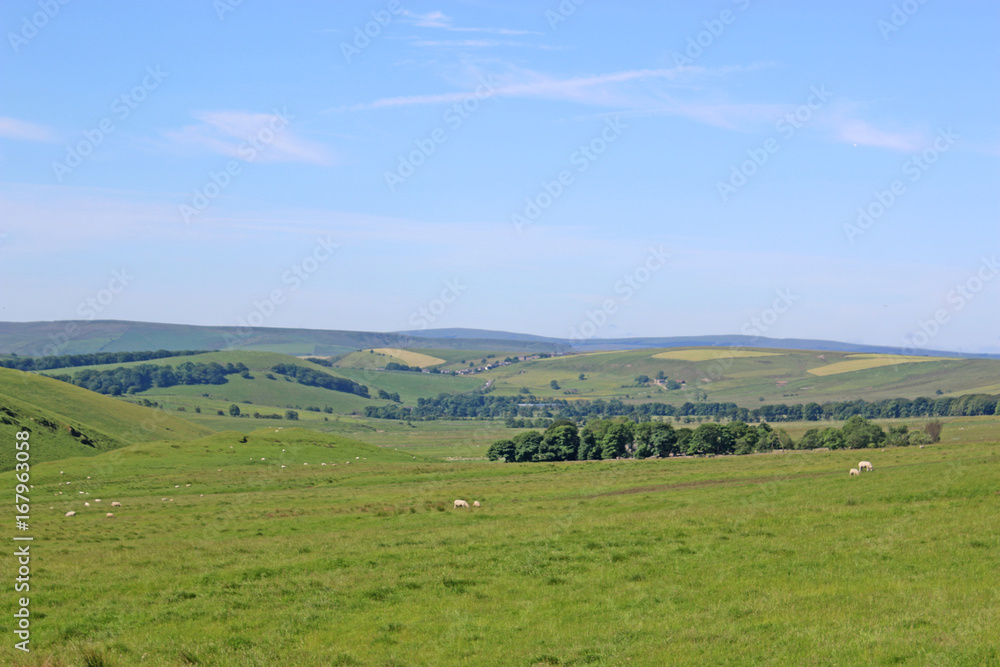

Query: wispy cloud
[[0, 117, 56, 142], [328, 63, 788, 133], [411, 39, 564, 50], [829, 118, 926, 151], [330, 67, 696, 113], [402, 10, 541, 35], [162, 111, 335, 165]]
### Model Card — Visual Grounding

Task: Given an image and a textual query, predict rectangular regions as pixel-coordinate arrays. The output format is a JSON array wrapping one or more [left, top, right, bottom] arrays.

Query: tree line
[[269, 364, 370, 397], [0, 349, 207, 372], [363, 392, 1000, 422], [48, 361, 251, 396], [487, 415, 937, 463]]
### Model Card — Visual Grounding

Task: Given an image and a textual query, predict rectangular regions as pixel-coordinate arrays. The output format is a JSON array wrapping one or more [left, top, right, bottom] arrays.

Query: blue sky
[[1, 0, 998, 352]]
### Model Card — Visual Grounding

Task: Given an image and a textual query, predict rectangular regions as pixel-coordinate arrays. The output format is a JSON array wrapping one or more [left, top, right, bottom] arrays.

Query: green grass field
[[4, 428, 998, 665]]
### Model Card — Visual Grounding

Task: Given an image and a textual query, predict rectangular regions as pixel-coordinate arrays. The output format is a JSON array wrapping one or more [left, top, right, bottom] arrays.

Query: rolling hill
[[0, 367, 212, 469], [4, 320, 997, 359]]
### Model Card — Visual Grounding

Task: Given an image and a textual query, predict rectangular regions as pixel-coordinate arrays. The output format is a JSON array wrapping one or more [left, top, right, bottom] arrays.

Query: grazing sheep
[[106, 513, 114, 518], [473, 501, 481, 507], [454, 499, 470, 508], [84, 502, 90, 507], [111, 502, 122, 507], [849, 468, 860, 476], [859, 461, 873, 472], [64, 511, 76, 517]]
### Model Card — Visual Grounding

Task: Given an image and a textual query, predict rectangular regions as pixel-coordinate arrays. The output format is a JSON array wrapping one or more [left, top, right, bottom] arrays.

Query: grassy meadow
[[5, 428, 998, 666]]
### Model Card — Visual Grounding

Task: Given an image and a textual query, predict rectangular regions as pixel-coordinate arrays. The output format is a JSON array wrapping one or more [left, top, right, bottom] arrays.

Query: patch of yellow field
[[807, 354, 950, 376], [652, 349, 784, 362], [371, 348, 445, 367]]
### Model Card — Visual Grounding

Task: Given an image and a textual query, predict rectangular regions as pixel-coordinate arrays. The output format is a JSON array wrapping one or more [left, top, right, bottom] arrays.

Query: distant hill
[[0, 367, 212, 469], [0, 321, 571, 357], [1, 320, 996, 359], [402, 329, 999, 359]]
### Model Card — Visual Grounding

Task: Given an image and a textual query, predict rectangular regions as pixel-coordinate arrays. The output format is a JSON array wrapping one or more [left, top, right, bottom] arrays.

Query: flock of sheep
[[453, 499, 481, 508], [849, 460, 874, 476]]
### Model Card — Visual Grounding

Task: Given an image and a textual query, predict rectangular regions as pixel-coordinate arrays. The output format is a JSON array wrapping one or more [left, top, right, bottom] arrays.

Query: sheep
[[110, 502, 122, 507], [849, 468, 860, 476], [84, 502, 90, 507], [106, 513, 115, 518], [859, 461, 873, 472], [473, 501, 481, 507], [64, 511, 76, 517], [454, 499, 470, 508]]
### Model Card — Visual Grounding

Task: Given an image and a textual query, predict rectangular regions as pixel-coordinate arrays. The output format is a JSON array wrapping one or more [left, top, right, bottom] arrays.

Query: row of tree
[[0, 349, 207, 372], [269, 364, 370, 397], [385, 362, 421, 372], [49, 361, 250, 396], [487, 416, 937, 463], [363, 392, 1000, 422]]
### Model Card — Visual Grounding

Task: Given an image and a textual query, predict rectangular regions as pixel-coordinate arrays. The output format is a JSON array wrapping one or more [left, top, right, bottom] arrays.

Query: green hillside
[[478, 347, 1000, 406], [38, 349, 491, 415], [0, 368, 211, 469]]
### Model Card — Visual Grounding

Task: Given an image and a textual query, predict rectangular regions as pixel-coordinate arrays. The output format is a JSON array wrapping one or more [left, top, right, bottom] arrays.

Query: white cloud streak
[[163, 111, 335, 165], [0, 117, 56, 142]]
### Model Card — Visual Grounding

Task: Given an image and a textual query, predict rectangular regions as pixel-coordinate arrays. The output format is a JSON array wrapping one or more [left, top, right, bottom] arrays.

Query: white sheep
[[110, 502, 122, 507], [859, 461, 873, 472], [454, 499, 470, 508], [64, 511, 76, 517], [473, 501, 481, 507], [106, 513, 115, 518], [849, 468, 860, 476]]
